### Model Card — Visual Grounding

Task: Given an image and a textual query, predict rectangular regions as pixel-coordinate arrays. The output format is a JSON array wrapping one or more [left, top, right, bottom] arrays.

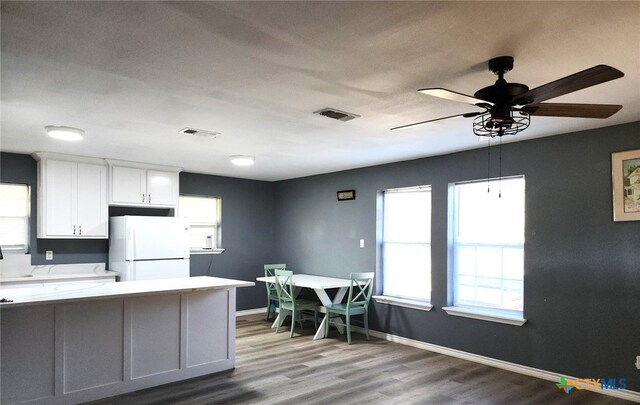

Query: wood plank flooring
[[88, 317, 633, 405]]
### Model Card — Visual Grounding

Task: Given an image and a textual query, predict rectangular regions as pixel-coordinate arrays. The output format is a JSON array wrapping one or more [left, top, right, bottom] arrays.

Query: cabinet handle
[[79, 225, 82, 235], [142, 193, 145, 203], [148, 194, 151, 203], [73, 225, 76, 235]]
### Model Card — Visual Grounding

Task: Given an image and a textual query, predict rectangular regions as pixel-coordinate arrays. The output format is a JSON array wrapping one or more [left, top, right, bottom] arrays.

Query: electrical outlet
[[635, 356, 640, 370], [46, 250, 53, 260], [359, 239, 365, 248]]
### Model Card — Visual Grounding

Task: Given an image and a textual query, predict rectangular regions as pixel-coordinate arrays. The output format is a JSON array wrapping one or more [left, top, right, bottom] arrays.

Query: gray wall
[[179, 172, 276, 310], [273, 122, 640, 390]]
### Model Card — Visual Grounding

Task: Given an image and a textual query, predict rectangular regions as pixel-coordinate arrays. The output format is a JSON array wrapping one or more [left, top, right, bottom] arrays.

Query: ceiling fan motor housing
[[474, 82, 530, 107]]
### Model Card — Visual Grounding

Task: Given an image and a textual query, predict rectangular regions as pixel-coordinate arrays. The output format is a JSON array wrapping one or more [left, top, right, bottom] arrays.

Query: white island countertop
[[0, 276, 254, 308]]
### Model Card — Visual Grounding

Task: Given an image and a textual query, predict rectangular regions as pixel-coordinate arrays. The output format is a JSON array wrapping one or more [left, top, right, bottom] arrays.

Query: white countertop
[[0, 276, 254, 308], [0, 271, 118, 284]]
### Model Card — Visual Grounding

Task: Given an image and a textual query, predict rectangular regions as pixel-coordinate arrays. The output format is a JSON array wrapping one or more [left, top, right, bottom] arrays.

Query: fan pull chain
[[499, 136, 503, 198], [487, 137, 491, 193]]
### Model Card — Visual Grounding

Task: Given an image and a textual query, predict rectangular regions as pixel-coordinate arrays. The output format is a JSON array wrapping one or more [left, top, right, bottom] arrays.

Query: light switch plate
[[359, 239, 364, 248], [46, 250, 53, 260]]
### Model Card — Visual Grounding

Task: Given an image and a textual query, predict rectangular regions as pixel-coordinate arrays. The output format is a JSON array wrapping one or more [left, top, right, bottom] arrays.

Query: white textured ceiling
[[1, 1, 639, 181]]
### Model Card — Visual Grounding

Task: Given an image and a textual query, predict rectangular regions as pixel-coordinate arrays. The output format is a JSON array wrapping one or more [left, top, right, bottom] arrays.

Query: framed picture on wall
[[612, 148, 640, 222]]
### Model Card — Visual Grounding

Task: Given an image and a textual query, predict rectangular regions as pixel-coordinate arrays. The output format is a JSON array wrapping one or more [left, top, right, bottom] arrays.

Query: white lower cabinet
[[0, 287, 238, 404], [33, 153, 108, 239]]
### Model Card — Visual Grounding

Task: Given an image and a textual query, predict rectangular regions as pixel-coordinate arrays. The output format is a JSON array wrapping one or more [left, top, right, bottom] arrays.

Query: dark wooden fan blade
[[516, 65, 624, 104], [418, 88, 491, 106], [521, 103, 622, 118], [391, 111, 482, 131]]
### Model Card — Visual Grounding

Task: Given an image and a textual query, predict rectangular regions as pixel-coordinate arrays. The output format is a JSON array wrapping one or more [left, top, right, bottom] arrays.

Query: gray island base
[[1, 276, 254, 404]]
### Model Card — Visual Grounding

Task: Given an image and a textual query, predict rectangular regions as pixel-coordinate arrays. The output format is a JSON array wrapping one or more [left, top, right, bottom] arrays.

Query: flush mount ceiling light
[[229, 155, 255, 167], [44, 125, 84, 141]]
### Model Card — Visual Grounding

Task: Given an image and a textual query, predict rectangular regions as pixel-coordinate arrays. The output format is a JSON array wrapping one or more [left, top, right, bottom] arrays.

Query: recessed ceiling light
[[45, 126, 84, 141], [229, 155, 255, 166]]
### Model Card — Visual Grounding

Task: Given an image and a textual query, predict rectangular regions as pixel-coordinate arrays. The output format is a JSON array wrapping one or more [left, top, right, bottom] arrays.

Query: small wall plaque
[[337, 189, 356, 201]]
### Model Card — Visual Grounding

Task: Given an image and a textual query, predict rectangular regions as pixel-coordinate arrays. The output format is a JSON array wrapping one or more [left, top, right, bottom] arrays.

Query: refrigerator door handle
[[125, 226, 135, 261]]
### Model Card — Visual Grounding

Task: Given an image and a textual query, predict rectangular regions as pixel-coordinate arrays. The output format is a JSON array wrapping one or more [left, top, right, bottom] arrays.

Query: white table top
[[256, 274, 352, 289], [0, 276, 254, 308]]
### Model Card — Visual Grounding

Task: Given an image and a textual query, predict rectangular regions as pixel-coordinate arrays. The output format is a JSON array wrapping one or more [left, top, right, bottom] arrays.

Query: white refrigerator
[[109, 216, 190, 281]]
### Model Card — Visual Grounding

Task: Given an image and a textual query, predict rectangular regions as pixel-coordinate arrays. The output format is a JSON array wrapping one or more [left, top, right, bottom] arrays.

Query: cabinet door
[[146, 170, 178, 206], [44, 160, 76, 236], [111, 166, 146, 205], [76, 163, 108, 237]]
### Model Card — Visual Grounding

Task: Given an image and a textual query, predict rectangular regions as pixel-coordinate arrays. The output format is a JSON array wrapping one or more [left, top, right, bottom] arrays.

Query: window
[[178, 195, 222, 253], [447, 176, 525, 323], [380, 186, 431, 305], [0, 183, 30, 253]]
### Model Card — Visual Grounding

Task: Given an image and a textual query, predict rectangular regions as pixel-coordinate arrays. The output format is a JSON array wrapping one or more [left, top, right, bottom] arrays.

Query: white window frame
[[0, 183, 31, 254], [443, 176, 526, 326], [178, 194, 224, 255], [374, 185, 433, 311]]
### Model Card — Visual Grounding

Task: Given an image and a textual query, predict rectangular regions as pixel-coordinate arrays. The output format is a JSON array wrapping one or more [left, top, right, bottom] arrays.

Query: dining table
[[255, 274, 353, 340]]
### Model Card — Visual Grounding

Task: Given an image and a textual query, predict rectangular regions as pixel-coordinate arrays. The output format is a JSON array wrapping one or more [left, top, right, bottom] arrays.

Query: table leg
[[269, 287, 302, 330], [312, 287, 348, 340], [270, 309, 291, 330]]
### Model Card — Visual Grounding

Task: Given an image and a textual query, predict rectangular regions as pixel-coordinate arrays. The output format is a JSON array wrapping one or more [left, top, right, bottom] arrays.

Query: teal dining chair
[[264, 264, 287, 321], [274, 269, 318, 338], [324, 272, 374, 344]]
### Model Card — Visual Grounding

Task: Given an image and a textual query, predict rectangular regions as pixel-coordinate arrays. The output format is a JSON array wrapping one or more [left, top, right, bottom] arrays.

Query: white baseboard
[[237, 307, 268, 318], [350, 326, 640, 403]]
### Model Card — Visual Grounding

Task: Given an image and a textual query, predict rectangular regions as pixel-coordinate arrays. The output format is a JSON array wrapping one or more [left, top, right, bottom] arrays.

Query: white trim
[[32, 151, 106, 166], [105, 158, 181, 172], [442, 306, 526, 326], [190, 248, 225, 255], [350, 326, 640, 403], [373, 295, 433, 311], [236, 307, 267, 318]]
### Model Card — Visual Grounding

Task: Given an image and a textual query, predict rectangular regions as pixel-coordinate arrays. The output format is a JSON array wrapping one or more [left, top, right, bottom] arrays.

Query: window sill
[[189, 248, 225, 255], [442, 306, 526, 326], [373, 295, 433, 311]]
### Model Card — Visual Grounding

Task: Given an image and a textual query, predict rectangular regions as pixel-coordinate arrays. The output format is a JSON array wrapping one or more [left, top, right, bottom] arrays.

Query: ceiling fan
[[391, 56, 624, 137]]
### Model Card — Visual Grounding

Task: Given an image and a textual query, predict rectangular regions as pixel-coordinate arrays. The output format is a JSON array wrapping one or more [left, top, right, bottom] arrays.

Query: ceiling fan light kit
[[392, 56, 625, 138], [472, 110, 530, 138]]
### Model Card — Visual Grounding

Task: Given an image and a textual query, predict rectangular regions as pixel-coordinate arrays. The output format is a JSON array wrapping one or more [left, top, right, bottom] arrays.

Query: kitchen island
[[0, 276, 254, 405]]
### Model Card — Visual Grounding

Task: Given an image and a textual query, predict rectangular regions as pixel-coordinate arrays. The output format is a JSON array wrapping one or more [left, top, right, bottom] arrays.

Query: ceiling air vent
[[314, 108, 360, 122], [179, 127, 220, 138]]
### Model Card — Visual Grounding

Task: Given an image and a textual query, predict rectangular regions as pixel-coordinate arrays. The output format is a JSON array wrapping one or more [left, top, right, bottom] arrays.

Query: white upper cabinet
[[146, 170, 179, 206], [76, 163, 109, 236], [107, 160, 180, 208], [111, 166, 147, 205], [33, 153, 108, 239]]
